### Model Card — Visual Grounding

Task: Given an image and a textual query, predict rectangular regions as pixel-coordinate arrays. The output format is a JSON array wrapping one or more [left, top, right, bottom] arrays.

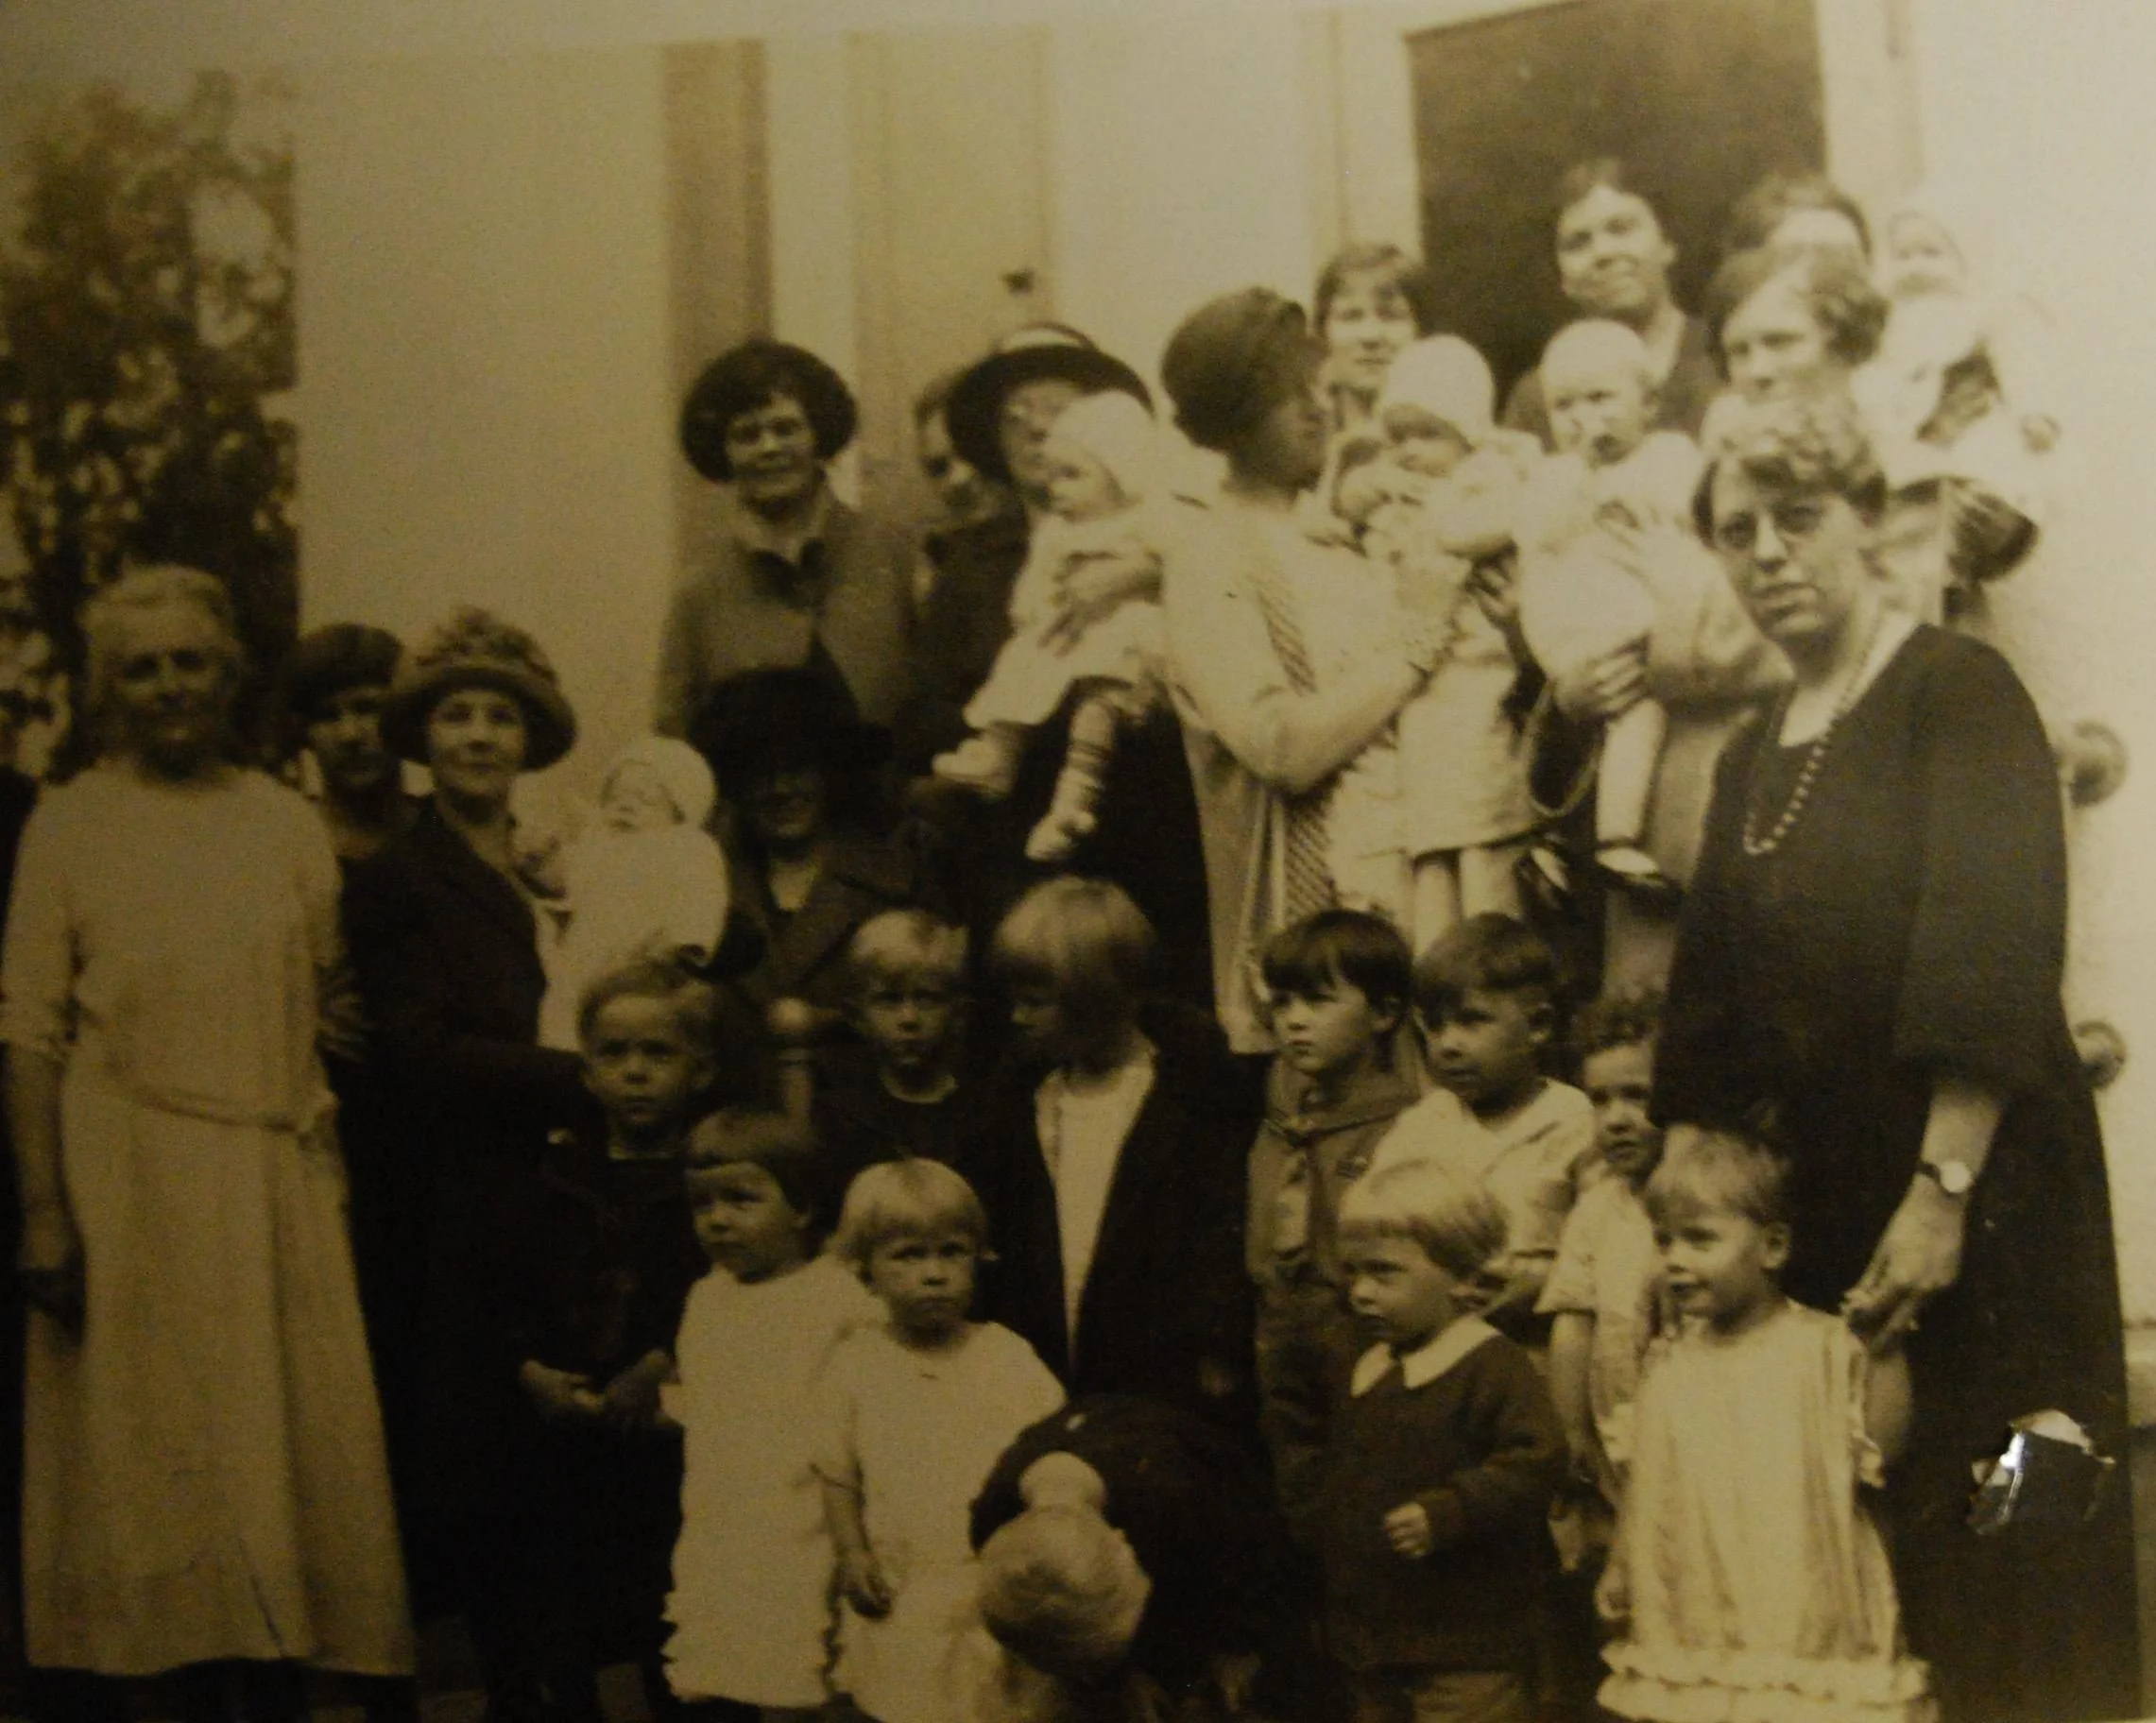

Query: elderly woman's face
[[1556, 185, 1677, 322], [109, 602, 233, 778], [1721, 275, 1834, 403], [999, 378, 1087, 500], [425, 686, 528, 808], [724, 392, 821, 517], [1708, 463, 1874, 657]]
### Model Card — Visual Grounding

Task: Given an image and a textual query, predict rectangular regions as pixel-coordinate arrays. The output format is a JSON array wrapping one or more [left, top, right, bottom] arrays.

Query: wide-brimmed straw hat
[[945, 324, 1152, 486], [381, 606, 578, 771]]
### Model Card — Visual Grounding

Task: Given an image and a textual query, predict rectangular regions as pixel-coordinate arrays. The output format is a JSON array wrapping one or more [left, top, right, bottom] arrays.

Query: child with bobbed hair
[[663, 1108, 880, 1721], [817, 1159, 1064, 1723], [1312, 1159, 1566, 1723], [962, 878, 1254, 1420], [815, 909, 978, 1182], [1599, 1127, 1928, 1723]]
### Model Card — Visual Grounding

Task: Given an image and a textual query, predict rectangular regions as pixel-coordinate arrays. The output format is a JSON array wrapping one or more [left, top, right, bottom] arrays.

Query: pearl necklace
[[1741, 608, 1890, 858]]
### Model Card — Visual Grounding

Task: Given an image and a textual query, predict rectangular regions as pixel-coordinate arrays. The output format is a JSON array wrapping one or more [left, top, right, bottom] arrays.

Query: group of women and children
[[0, 153, 2138, 1723]]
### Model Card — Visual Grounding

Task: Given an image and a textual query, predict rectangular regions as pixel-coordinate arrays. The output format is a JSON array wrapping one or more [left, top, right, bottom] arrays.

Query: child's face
[[867, 1225, 977, 1343], [1381, 404, 1473, 480], [1041, 439, 1127, 524], [1342, 1230, 1463, 1354], [1323, 273, 1422, 399], [601, 759, 683, 833], [856, 971, 962, 1084], [1270, 972, 1399, 1085], [1420, 987, 1549, 1117], [1885, 213, 1964, 300], [581, 994, 710, 1142], [1582, 1040, 1662, 1186], [688, 1160, 813, 1283], [1546, 358, 1654, 469], [1654, 1197, 1788, 1332], [1008, 979, 1129, 1070]]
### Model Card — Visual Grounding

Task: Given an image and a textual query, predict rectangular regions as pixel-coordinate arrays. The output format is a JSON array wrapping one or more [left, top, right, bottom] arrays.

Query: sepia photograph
[[0, 1, 2149, 1720]]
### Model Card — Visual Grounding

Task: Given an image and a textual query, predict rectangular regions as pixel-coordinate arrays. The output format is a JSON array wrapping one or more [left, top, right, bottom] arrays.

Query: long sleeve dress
[[1653, 625, 2138, 1723], [0, 765, 410, 1676]]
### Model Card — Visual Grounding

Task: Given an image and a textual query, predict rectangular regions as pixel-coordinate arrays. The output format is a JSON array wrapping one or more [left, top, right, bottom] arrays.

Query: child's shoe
[[933, 726, 1024, 800], [1025, 760, 1106, 863]]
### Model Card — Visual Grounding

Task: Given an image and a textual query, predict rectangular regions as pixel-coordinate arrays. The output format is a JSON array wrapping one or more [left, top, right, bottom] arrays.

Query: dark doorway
[[1410, 0, 1824, 398]]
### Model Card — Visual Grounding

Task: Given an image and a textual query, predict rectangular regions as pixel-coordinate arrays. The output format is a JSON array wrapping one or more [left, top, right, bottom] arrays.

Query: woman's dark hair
[[1552, 157, 1669, 230], [1312, 243, 1443, 340], [1721, 170, 1873, 263], [1574, 987, 1665, 1064], [1702, 247, 1889, 381], [1411, 913, 1564, 1024], [275, 623, 402, 758], [679, 338, 860, 482], [1690, 392, 1889, 541], [1261, 909, 1413, 1016]]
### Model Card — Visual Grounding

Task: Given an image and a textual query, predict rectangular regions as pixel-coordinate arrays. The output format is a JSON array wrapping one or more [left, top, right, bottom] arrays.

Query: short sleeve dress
[[0, 765, 410, 1676], [1600, 1302, 1933, 1723], [815, 1321, 1064, 1723], [1653, 626, 2139, 1723]]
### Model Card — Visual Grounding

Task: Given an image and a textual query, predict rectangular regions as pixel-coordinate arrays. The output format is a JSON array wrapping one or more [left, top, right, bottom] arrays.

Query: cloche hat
[[381, 606, 578, 771], [945, 324, 1152, 487]]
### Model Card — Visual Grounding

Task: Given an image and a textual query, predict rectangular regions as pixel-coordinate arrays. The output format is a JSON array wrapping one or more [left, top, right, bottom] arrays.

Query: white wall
[[292, 48, 678, 815], [1909, 0, 2156, 1330]]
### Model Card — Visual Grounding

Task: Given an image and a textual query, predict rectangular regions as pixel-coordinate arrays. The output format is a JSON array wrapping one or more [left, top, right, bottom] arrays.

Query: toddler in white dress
[[933, 390, 1173, 863]]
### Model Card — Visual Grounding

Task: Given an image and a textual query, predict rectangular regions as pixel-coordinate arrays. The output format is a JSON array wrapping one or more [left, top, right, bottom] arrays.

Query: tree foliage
[[0, 70, 297, 759]]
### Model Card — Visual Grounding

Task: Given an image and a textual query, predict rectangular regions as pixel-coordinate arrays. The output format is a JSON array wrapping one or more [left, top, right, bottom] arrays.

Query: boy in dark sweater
[[1311, 1158, 1566, 1723]]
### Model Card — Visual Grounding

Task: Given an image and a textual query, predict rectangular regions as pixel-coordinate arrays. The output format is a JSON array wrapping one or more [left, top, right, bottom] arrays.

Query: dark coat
[[342, 799, 598, 1516], [957, 1001, 1256, 1423], [733, 827, 944, 1017]]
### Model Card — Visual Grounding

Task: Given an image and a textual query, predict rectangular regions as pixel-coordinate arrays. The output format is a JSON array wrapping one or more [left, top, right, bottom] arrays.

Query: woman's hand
[[1842, 1177, 1968, 1350], [600, 1349, 673, 1433], [1549, 640, 1649, 724], [1043, 544, 1163, 653], [1466, 550, 1531, 662], [521, 1359, 601, 1423], [17, 1200, 83, 1338]]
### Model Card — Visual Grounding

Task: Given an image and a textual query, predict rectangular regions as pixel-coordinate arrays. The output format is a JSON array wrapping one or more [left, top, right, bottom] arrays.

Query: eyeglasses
[[1711, 496, 1830, 555]]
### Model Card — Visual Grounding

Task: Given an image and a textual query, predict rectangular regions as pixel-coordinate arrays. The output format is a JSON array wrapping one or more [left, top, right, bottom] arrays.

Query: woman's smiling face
[[724, 391, 822, 516], [424, 685, 528, 808]]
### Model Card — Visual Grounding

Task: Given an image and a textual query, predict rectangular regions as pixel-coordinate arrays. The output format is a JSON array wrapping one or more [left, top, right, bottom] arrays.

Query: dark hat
[[380, 606, 578, 771], [945, 324, 1152, 486], [1159, 287, 1323, 454], [687, 664, 888, 796]]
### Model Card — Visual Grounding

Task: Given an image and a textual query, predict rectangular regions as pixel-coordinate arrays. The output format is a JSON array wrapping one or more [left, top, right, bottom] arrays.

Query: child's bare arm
[[1548, 1313, 1611, 1491], [821, 1476, 894, 1618], [1863, 1339, 1915, 1469]]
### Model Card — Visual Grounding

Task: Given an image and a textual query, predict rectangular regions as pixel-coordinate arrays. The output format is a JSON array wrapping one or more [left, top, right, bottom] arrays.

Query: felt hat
[[606, 733, 718, 828], [946, 324, 1152, 486], [686, 664, 888, 798], [1377, 334, 1497, 446], [1039, 389, 1161, 504], [1158, 287, 1324, 454], [977, 1507, 1152, 1681], [381, 606, 577, 771]]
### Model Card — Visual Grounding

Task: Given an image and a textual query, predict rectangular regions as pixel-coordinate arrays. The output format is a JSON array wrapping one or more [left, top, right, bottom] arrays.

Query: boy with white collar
[[1310, 1160, 1566, 1723]]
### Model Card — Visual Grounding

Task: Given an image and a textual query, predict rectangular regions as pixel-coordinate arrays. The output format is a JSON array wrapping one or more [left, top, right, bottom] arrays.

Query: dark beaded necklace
[[1741, 608, 1888, 859]]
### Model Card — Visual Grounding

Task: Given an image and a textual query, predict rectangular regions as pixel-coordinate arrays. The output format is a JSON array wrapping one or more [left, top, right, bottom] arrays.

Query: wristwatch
[[1917, 1157, 1976, 1198]]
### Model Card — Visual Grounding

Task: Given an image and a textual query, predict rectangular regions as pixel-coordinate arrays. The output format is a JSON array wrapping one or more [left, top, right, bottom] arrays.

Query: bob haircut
[[1574, 987, 1665, 1064], [1721, 170, 1873, 264], [1701, 247, 1889, 381], [1312, 242, 1443, 342], [1337, 1158, 1508, 1282], [988, 877, 1155, 1015], [685, 1108, 838, 1241], [81, 563, 243, 744], [678, 338, 860, 483], [1260, 909, 1413, 1016], [1411, 913, 1563, 1025], [830, 1156, 991, 1280], [847, 909, 969, 998], [1551, 156, 1670, 230], [1691, 392, 1890, 543], [575, 956, 721, 1056], [276, 623, 402, 759], [1644, 1125, 1792, 1232]]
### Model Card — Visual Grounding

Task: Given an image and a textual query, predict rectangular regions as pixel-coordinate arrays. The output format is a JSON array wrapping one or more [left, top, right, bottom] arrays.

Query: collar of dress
[[1352, 1315, 1500, 1397], [726, 482, 835, 567]]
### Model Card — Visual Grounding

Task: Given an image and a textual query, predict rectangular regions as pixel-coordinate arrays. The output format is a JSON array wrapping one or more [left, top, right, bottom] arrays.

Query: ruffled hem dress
[[1599, 1303, 1932, 1723]]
